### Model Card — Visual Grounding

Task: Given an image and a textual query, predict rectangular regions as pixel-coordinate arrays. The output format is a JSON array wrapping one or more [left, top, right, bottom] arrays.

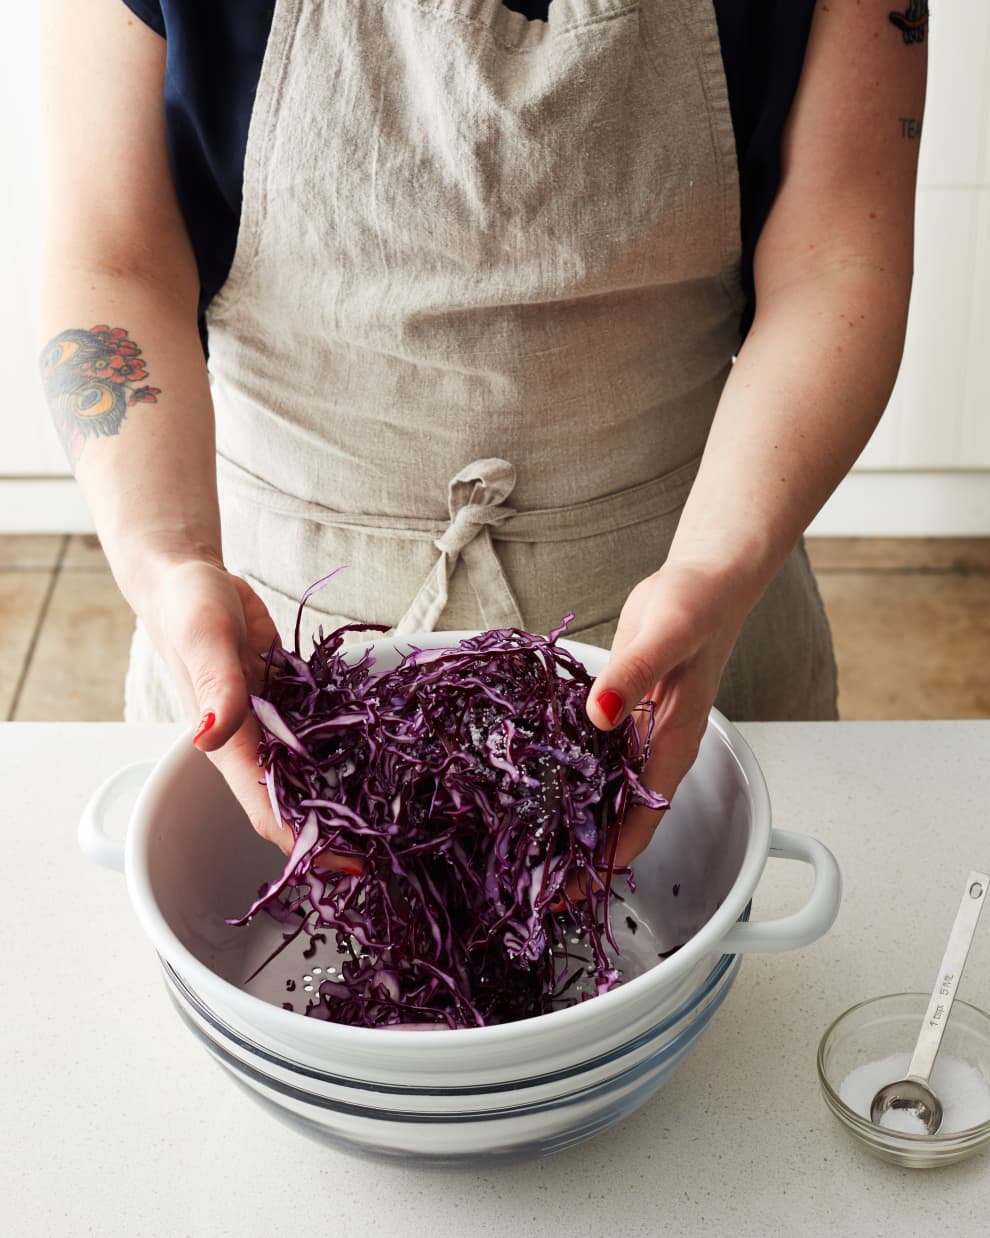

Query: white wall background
[[1, 7, 55, 474], [1, 0, 988, 534]]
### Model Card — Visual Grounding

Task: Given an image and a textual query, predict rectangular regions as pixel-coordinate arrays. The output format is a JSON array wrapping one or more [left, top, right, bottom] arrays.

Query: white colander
[[79, 633, 841, 1161]]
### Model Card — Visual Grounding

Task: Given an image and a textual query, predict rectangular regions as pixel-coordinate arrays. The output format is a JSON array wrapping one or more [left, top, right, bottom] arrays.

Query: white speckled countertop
[[4, 721, 990, 1237]]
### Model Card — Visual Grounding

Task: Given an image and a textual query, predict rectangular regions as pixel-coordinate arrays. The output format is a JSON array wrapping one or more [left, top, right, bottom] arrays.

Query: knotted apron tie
[[393, 458, 526, 635]]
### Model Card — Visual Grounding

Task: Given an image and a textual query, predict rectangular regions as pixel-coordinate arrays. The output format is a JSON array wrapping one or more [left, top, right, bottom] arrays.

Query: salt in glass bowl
[[817, 992, 990, 1168]]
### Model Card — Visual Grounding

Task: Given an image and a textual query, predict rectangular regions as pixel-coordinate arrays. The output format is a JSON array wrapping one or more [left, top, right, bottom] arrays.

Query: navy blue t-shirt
[[122, 0, 814, 351]]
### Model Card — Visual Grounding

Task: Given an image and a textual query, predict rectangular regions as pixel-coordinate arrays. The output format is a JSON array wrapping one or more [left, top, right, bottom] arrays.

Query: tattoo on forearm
[[898, 116, 923, 140], [889, 1, 928, 44], [38, 325, 160, 467]]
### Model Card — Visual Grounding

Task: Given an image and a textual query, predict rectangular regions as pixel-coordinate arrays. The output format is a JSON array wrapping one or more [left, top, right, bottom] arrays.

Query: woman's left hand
[[586, 561, 749, 868]]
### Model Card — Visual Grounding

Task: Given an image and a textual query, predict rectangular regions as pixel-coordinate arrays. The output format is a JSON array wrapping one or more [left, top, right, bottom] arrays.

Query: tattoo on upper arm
[[38, 325, 160, 468], [889, 1, 929, 45]]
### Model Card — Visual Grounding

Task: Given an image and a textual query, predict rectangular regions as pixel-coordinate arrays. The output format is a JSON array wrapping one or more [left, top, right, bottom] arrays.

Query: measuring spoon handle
[[907, 870, 989, 1085]]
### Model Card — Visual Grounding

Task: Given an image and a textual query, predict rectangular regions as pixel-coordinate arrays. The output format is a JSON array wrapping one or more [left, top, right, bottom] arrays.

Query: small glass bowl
[[817, 993, 990, 1169]]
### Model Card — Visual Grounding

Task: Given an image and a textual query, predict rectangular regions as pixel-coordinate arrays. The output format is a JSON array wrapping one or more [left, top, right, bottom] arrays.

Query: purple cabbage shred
[[233, 585, 667, 1029]]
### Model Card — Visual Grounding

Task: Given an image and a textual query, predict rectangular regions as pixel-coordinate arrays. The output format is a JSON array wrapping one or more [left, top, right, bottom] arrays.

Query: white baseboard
[[807, 471, 990, 537], [0, 477, 95, 533], [1, 471, 988, 538]]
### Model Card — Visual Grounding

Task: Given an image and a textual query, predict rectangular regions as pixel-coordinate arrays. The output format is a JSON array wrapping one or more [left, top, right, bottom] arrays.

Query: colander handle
[[718, 829, 841, 954], [77, 761, 155, 873]]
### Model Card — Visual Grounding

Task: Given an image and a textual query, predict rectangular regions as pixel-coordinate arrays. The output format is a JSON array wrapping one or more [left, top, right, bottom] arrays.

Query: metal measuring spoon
[[870, 870, 988, 1134]]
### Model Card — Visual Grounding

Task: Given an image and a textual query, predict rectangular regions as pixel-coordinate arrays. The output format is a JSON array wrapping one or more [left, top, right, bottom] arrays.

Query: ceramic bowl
[[80, 632, 841, 1162]]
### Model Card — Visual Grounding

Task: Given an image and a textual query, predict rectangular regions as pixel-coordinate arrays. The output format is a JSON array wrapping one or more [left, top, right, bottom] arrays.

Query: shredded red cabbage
[[233, 582, 667, 1029]]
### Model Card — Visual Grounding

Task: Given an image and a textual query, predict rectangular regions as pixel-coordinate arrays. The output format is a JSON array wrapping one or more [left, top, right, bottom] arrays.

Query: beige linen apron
[[125, 0, 837, 723]]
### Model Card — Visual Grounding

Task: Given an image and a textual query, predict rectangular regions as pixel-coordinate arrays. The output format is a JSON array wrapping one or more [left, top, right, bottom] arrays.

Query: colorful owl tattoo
[[39, 324, 160, 467]]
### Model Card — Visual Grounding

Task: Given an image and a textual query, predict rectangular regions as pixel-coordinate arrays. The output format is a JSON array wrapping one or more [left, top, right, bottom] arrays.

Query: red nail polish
[[192, 711, 216, 745], [596, 690, 624, 726], [339, 863, 363, 878], [549, 896, 566, 914]]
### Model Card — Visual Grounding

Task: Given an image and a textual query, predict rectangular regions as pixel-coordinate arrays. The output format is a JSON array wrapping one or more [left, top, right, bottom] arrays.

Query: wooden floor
[[1, 534, 989, 721]]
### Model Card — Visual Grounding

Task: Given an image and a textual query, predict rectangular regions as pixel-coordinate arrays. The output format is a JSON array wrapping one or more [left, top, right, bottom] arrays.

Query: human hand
[[136, 558, 357, 872], [586, 561, 748, 869]]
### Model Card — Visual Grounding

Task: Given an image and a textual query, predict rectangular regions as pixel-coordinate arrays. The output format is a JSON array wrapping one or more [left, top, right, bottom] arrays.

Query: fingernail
[[596, 689, 624, 727], [192, 711, 216, 746], [340, 863, 363, 878], [549, 897, 566, 914]]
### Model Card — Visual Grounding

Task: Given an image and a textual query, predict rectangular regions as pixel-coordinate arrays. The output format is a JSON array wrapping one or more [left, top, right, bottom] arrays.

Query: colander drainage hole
[[301, 966, 338, 995]]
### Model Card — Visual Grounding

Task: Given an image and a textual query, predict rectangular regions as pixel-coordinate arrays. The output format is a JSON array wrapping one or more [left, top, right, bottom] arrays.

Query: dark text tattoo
[[38, 325, 160, 467], [889, 2, 929, 45], [898, 116, 923, 140]]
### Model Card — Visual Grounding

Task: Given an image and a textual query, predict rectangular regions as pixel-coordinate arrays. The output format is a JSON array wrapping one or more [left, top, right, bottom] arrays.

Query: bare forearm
[[37, 0, 219, 606], [666, 0, 926, 613], [37, 263, 221, 603], [668, 265, 910, 610]]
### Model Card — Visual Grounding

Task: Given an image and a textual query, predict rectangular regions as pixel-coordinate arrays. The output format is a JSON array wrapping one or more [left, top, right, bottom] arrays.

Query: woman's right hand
[[138, 558, 283, 846], [135, 557, 358, 873]]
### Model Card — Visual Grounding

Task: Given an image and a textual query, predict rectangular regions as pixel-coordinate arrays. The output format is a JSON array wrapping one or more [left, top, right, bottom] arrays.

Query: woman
[[38, 0, 927, 867]]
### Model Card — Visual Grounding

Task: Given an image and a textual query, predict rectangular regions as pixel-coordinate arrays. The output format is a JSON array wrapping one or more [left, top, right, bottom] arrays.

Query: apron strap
[[393, 458, 525, 635]]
